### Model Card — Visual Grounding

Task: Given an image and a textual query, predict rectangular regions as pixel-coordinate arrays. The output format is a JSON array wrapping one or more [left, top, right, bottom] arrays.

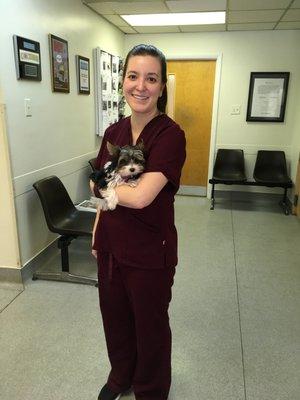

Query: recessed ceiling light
[[121, 12, 226, 26]]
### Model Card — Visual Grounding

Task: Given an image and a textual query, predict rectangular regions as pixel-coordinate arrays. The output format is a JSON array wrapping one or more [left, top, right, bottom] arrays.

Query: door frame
[[167, 54, 223, 199]]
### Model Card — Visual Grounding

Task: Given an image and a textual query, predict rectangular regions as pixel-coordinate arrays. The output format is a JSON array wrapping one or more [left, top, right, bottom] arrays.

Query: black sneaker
[[98, 384, 121, 400]]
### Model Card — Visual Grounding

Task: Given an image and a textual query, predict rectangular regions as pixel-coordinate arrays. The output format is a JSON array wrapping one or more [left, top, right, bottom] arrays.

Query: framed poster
[[49, 34, 70, 93], [94, 48, 124, 135], [76, 55, 90, 94], [13, 35, 42, 81], [246, 72, 290, 122]]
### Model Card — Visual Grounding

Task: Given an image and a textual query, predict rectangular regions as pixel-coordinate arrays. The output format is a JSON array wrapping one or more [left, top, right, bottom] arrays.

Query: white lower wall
[[0, 0, 125, 266]]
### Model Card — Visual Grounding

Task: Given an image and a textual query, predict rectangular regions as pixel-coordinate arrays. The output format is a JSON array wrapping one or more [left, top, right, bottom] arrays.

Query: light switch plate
[[24, 98, 32, 117]]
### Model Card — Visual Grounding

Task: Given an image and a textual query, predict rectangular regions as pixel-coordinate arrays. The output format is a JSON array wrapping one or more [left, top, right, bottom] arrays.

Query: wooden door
[[292, 155, 300, 217], [167, 60, 216, 195]]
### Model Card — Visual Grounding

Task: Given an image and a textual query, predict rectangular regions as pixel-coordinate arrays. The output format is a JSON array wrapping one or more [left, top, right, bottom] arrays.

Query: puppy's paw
[[97, 198, 109, 211], [101, 188, 118, 210]]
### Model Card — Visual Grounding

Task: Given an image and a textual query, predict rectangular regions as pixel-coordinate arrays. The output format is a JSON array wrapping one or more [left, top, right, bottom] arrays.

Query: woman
[[90, 44, 186, 400]]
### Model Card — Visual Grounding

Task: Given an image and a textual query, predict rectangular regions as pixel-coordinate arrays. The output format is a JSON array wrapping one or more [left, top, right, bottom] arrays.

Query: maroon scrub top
[[93, 113, 186, 269]]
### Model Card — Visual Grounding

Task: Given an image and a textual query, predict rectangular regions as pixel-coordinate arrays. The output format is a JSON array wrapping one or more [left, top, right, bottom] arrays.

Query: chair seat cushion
[[254, 171, 292, 186], [212, 171, 247, 182], [53, 210, 94, 236]]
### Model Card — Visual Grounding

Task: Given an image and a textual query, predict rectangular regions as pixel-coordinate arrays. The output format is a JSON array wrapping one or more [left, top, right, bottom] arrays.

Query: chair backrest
[[253, 151, 291, 185], [33, 176, 76, 232], [213, 149, 246, 180], [254, 150, 288, 176], [88, 158, 97, 172]]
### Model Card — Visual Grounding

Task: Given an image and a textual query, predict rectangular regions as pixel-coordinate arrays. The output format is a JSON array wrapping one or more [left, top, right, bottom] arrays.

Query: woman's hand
[[92, 205, 101, 260], [91, 248, 97, 259]]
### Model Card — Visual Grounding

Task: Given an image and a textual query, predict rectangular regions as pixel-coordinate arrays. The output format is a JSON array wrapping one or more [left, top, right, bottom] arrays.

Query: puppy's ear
[[107, 141, 120, 157], [135, 139, 145, 152]]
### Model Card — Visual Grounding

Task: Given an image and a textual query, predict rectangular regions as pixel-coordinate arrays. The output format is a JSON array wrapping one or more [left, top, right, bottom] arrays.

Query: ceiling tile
[[229, 0, 290, 11], [134, 25, 180, 33], [276, 21, 300, 29], [111, 1, 168, 14], [180, 23, 226, 32], [291, 0, 300, 8], [166, 0, 226, 12], [281, 9, 300, 21], [88, 2, 116, 15], [228, 22, 276, 31], [103, 14, 130, 26], [228, 10, 285, 23], [118, 26, 138, 34]]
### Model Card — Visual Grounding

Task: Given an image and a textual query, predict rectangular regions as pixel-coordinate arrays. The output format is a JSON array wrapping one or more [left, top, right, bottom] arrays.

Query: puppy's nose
[[129, 167, 135, 172]]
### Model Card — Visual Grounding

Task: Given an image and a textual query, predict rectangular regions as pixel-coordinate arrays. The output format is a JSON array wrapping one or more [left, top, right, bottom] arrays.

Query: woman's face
[[123, 55, 164, 115]]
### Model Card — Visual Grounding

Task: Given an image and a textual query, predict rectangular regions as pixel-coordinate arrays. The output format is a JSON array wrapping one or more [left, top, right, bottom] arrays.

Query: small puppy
[[90, 141, 145, 210]]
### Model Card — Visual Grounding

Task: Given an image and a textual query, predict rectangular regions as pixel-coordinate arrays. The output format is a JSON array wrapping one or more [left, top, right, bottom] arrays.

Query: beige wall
[[0, 104, 20, 269]]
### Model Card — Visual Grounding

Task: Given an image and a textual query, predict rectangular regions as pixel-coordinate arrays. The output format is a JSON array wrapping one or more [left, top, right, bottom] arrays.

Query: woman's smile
[[132, 94, 149, 100]]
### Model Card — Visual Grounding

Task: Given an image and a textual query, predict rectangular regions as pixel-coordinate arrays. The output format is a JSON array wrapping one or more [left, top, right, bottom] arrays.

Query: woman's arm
[[114, 172, 168, 209]]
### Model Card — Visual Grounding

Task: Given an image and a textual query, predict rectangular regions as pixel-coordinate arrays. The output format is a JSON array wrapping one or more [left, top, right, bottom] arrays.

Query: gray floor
[[1, 194, 300, 400]]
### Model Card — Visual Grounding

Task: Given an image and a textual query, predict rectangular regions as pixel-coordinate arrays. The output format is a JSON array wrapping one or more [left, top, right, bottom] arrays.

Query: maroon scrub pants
[[97, 252, 176, 400]]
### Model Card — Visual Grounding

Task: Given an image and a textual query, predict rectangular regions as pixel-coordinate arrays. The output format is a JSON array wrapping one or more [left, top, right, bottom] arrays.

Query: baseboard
[[0, 267, 23, 290], [21, 239, 59, 284], [0, 240, 60, 288]]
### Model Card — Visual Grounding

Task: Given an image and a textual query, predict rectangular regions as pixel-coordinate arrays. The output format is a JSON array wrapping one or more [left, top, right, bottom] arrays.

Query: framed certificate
[[49, 34, 70, 93], [76, 55, 90, 94], [13, 35, 42, 81], [246, 72, 290, 122]]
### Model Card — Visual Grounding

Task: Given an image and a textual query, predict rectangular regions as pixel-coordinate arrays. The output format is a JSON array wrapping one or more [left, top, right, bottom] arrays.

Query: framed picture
[[49, 34, 69, 93], [76, 55, 90, 94], [246, 72, 290, 122], [13, 35, 42, 81]]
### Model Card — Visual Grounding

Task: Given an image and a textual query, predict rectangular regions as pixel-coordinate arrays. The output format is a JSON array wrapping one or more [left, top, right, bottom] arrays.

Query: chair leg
[[32, 235, 98, 287], [210, 183, 215, 210], [58, 235, 73, 273], [279, 187, 289, 215]]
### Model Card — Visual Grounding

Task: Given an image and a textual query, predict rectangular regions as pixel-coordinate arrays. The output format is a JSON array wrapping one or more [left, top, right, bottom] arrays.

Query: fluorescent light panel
[[121, 12, 226, 26]]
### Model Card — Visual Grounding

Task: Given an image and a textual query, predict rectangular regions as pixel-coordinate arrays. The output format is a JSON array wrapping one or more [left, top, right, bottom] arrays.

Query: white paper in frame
[[94, 48, 123, 136]]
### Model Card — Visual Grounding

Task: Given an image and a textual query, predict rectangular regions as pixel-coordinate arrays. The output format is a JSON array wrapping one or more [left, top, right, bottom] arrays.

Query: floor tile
[[0, 287, 23, 312]]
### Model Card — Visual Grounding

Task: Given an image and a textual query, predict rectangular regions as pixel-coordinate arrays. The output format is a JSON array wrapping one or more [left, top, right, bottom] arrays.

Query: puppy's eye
[[118, 159, 127, 168]]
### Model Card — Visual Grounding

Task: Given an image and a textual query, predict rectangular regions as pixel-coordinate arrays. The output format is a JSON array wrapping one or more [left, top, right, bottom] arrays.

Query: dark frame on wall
[[76, 55, 90, 95], [246, 72, 290, 122], [13, 35, 42, 81], [49, 34, 70, 93]]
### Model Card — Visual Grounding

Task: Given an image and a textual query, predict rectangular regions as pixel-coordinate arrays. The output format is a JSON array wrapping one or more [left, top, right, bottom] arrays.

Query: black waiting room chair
[[253, 150, 293, 215], [209, 149, 247, 210], [33, 176, 97, 286], [88, 157, 97, 172]]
